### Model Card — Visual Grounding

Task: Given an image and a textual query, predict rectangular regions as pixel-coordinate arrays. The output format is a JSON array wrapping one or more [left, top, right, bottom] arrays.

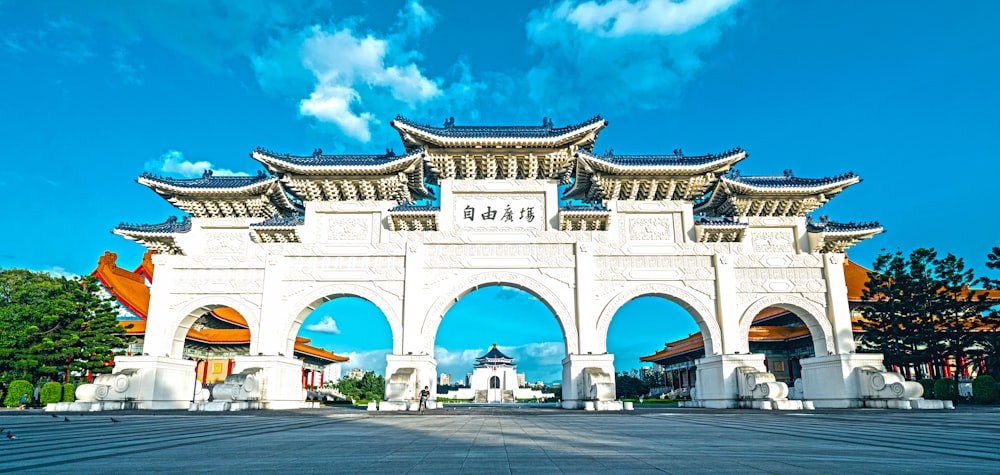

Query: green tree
[[357, 371, 386, 400], [615, 371, 649, 399], [859, 249, 993, 377], [0, 269, 132, 387], [978, 247, 1000, 378]]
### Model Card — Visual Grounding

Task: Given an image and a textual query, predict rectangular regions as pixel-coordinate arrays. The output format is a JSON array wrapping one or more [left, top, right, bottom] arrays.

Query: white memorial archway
[[98, 115, 897, 410]]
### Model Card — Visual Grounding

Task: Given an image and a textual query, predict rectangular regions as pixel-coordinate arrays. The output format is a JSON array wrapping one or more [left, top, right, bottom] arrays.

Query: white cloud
[[525, 0, 745, 113], [304, 315, 341, 334], [144, 150, 250, 178], [342, 349, 391, 375], [250, 2, 483, 145], [41, 266, 79, 279], [563, 0, 740, 37]]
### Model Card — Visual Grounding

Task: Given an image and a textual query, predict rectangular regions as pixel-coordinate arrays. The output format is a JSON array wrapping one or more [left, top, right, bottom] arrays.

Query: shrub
[[933, 379, 958, 403], [62, 382, 76, 403], [40, 382, 63, 405], [972, 375, 998, 405], [3, 380, 34, 407], [917, 378, 935, 399]]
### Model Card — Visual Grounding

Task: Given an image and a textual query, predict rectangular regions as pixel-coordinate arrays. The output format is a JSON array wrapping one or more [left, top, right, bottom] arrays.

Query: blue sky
[[2, 1, 998, 382]]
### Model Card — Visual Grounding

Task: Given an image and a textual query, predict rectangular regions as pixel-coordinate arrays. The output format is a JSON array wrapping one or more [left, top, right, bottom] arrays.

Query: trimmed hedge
[[40, 382, 62, 405], [933, 378, 958, 403], [63, 382, 76, 402], [3, 380, 34, 407], [917, 378, 935, 399], [972, 375, 998, 405]]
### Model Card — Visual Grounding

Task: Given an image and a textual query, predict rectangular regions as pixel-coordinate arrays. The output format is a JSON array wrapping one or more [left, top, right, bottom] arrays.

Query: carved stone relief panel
[[173, 269, 264, 294], [735, 267, 825, 293], [749, 228, 796, 253], [594, 255, 713, 280], [627, 215, 674, 241], [205, 232, 248, 254], [283, 256, 405, 281], [424, 244, 575, 268], [325, 215, 373, 242]]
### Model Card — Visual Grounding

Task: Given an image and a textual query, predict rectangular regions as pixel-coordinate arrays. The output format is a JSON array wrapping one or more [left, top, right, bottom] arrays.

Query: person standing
[[418, 386, 430, 414], [19, 393, 28, 410]]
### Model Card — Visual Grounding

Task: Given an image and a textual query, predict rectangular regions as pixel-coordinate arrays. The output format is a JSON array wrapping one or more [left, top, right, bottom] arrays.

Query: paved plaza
[[1, 406, 998, 474]]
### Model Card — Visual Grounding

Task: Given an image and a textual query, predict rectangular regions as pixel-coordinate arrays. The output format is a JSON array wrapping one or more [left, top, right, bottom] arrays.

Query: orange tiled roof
[[844, 259, 872, 301], [93, 251, 150, 319], [211, 307, 248, 327], [295, 337, 349, 362], [134, 251, 155, 282], [640, 333, 704, 362], [96, 250, 348, 363]]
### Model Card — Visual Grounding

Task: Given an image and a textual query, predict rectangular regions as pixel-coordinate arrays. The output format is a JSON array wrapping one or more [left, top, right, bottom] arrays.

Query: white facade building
[[73, 115, 928, 411], [444, 344, 547, 402]]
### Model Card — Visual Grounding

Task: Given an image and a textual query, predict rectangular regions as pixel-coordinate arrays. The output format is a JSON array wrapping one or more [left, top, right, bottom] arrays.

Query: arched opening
[[746, 307, 817, 387], [294, 296, 391, 402], [433, 285, 565, 403], [165, 303, 256, 400], [608, 296, 702, 401]]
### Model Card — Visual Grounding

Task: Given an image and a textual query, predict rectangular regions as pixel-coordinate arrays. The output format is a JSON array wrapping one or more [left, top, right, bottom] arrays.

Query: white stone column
[[232, 355, 305, 410], [112, 355, 196, 410], [823, 253, 857, 354], [694, 353, 766, 409], [255, 253, 286, 356], [400, 240, 426, 355], [712, 254, 742, 354], [800, 353, 885, 408]]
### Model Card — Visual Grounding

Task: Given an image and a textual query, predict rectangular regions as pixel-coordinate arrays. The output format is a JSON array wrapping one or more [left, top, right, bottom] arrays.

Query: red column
[[202, 360, 209, 385], [310, 370, 315, 390], [226, 359, 233, 377], [301, 368, 306, 389], [320, 370, 325, 387]]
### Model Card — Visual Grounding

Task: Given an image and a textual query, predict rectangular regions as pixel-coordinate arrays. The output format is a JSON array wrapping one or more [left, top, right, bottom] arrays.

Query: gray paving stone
[[1, 406, 999, 473]]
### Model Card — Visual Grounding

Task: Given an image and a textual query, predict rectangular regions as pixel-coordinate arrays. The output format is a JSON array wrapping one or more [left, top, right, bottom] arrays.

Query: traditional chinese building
[[442, 344, 547, 402], [642, 258, 1000, 392], [85, 114, 917, 411], [91, 250, 347, 389]]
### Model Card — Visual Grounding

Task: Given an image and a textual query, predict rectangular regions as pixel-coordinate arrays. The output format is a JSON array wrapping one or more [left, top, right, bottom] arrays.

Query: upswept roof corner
[[565, 147, 746, 202], [694, 169, 862, 217], [390, 115, 607, 151], [137, 170, 302, 218], [807, 216, 884, 253]]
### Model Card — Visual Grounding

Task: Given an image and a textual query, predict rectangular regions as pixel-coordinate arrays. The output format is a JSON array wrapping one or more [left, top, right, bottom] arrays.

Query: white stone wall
[[124, 177, 868, 409]]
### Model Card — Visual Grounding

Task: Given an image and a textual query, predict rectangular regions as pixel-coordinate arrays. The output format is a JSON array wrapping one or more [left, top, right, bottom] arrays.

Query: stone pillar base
[[800, 353, 886, 408], [112, 355, 196, 410], [694, 354, 766, 409], [561, 353, 616, 409], [232, 355, 305, 410], [385, 353, 437, 402]]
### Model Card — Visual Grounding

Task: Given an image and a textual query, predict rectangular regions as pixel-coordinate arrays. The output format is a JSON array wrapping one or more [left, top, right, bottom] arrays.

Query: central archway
[[420, 272, 579, 355]]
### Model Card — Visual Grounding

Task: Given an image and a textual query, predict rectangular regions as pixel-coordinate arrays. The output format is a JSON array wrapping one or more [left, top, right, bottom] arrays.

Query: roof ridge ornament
[[443, 116, 455, 128]]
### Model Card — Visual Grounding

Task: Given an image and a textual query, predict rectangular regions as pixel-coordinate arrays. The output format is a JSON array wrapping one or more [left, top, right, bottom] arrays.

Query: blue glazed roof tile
[[806, 216, 881, 233], [253, 147, 423, 166], [140, 170, 272, 189], [727, 170, 858, 189], [389, 203, 440, 212], [585, 147, 745, 167], [393, 115, 604, 138], [116, 216, 191, 234], [250, 214, 304, 228]]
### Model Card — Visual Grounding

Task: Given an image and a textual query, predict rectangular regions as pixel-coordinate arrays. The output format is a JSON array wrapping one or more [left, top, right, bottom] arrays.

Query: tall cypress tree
[[860, 248, 994, 378]]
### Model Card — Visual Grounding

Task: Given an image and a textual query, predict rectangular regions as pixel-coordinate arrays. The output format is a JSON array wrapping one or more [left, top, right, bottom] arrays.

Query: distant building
[[442, 344, 551, 402], [344, 368, 365, 380], [439, 373, 451, 386]]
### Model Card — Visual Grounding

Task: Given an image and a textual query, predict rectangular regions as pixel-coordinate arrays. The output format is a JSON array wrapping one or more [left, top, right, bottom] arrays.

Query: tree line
[[0, 269, 131, 393], [859, 247, 1000, 379]]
